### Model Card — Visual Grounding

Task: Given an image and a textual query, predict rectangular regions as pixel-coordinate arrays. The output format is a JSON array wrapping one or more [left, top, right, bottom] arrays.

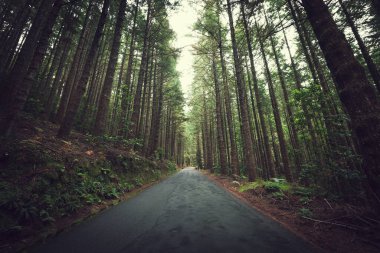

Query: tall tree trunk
[[300, 0, 380, 206], [119, 0, 139, 136], [216, 10, 239, 175], [255, 16, 292, 182], [226, 0, 257, 180], [129, 0, 152, 140], [0, 0, 57, 136], [264, 9, 302, 176], [54, 0, 93, 123], [0, 0, 30, 76], [196, 131, 203, 169], [58, 0, 111, 138], [142, 48, 155, 148], [203, 91, 214, 172], [212, 50, 228, 174], [240, 2, 274, 178], [245, 58, 266, 177], [110, 41, 128, 134], [44, 24, 73, 119], [23, 0, 64, 108], [147, 69, 163, 157], [339, 0, 380, 93], [93, 0, 126, 135]]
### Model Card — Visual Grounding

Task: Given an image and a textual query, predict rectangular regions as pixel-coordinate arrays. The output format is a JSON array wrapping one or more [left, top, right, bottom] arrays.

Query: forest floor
[[0, 114, 177, 252], [204, 171, 380, 253]]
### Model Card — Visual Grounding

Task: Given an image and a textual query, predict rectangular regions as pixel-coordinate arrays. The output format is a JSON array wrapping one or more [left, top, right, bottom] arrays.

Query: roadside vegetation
[[0, 116, 177, 251]]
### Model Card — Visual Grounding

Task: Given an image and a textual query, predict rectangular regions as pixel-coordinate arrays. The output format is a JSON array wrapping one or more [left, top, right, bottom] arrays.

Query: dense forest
[[0, 0, 380, 251], [0, 0, 185, 161], [187, 0, 380, 209]]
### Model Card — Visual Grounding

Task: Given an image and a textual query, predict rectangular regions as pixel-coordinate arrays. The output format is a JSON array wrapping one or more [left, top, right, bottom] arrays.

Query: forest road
[[31, 167, 319, 253]]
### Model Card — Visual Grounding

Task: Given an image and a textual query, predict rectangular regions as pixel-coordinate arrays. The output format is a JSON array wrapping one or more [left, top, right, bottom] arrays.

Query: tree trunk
[[23, 0, 64, 110], [147, 69, 163, 157], [0, 0, 30, 76], [240, 2, 274, 178], [119, 0, 139, 136], [129, 0, 152, 140], [110, 40, 128, 134], [93, 0, 126, 135], [217, 11, 239, 175], [212, 50, 228, 174], [226, 0, 257, 180], [339, 0, 380, 93], [264, 9, 302, 176], [54, 0, 93, 123], [0, 0, 57, 136], [44, 23, 73, 119], [255, 16, 292, 182], [58, 0, 111, 138]]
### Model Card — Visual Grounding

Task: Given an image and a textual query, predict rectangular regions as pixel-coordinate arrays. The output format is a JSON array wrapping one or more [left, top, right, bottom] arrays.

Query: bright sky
[[168, 1, 200, 110]]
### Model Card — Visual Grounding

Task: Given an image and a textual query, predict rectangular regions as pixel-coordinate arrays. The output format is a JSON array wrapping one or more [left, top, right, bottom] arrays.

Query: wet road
[[32, 167, 318, 253]]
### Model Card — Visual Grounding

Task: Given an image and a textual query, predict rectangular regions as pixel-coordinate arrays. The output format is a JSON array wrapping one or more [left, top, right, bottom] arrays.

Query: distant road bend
[[32, 167, 318, 253]]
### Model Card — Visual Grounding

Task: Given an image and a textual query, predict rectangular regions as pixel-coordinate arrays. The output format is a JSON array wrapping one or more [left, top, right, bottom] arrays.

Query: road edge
[[201, 170, 325, 253]]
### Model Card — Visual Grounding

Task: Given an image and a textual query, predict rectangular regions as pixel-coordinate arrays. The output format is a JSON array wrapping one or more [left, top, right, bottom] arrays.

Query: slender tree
[[226, 0, 257, 181], [93, 0, 127, 135], [58, 0, 111, 138]]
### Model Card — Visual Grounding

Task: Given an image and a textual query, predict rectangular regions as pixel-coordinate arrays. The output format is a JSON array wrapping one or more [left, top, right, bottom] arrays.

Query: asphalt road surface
[[31, 167, 318, 253]]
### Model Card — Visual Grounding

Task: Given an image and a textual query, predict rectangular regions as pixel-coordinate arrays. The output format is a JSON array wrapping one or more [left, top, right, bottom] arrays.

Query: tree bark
[[129, 0, 152, 140], [58, 0, 111, 138], [119, 0, 139, 136], [264, 9, 302, 177], [93, 0, 126, 135], [216, 11, 239, 175], [211, 50, 228, 174], [240, 2, 274, 178], [226, 0, 256, 181], [339, 0, 380, 93], [255, 16, 292, 181], [54, 0, 93, 123], [0, 0, 57, 136], [147, 68, 163, 157]]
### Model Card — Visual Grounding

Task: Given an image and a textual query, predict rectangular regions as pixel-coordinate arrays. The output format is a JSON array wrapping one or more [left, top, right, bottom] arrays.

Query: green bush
[[167, 161, 177, 172], [263, 182, 282, 193]]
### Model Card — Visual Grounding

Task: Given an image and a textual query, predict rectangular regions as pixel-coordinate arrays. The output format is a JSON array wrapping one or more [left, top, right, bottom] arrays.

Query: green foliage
[[239, 180, 325, 204], [167, 161, 177, 172], [239, 180, 291, 193], [239, 180, 264, 192], [263, 181, 283, 193], [271, 191, 286, 200], [84, 134, 142, 147], [153, 148, 164, 160], [0, 144, 176, 236], [298, 208, 313, 218]]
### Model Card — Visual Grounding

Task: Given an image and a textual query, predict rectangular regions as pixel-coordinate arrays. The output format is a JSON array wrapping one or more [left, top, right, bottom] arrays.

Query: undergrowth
[[239, 179, 323, 218], [0, 141, 174, 241]]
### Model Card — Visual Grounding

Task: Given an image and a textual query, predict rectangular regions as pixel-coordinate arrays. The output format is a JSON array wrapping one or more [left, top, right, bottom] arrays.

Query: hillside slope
[[0, 115, 176, 252]]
